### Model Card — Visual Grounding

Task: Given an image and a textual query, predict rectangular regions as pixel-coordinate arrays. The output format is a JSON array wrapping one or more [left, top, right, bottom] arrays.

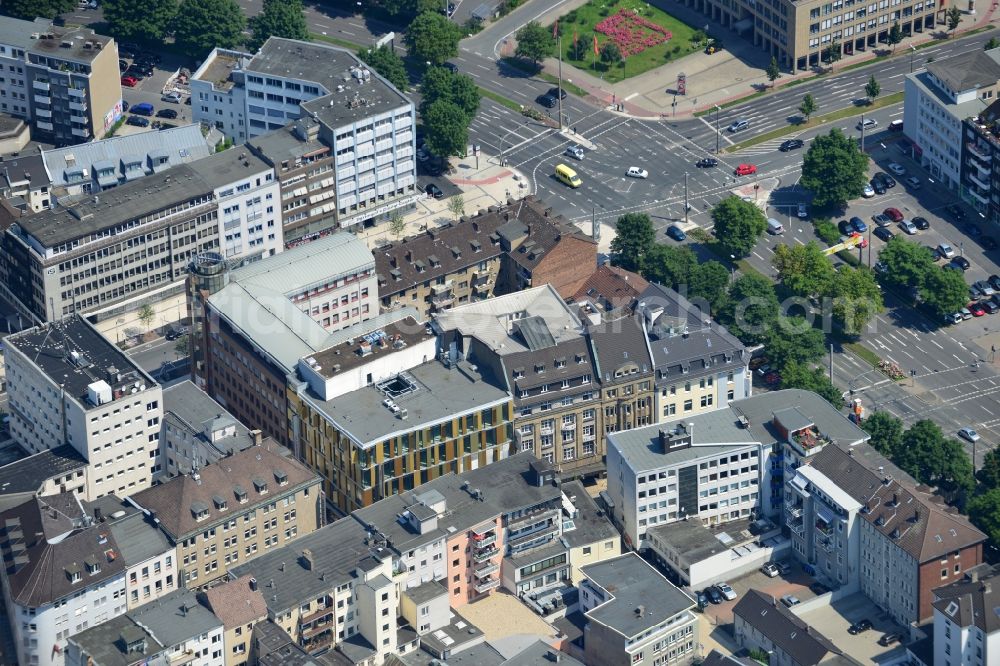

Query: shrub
[[814, 218, 841, 245]]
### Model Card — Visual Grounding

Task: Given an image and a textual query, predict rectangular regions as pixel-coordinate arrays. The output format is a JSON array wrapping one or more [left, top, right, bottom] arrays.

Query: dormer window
[[66, 564, 82, 584], [253, 477, 268, 494], [234, 485, 248, 503], [513, 368, 525, 379], [535, 363, 545, 373], [555, 358, 566, 368], [274, 469, 288, 486], [85, 555, 101, 575], [213, 495, 228, 511], [191, 501, 209, 522]]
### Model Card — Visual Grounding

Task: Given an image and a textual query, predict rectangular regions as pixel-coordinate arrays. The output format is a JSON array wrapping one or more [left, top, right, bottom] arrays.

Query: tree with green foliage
[[824, 40, 843, 65], [600, 42, 622, 66], [248, 0, 309, 52], [896, 420, 975, 502], [641, 244, 696, 290], [359, 45, 409, 92], [831, 265, 883, 336], [172, 0, 246, 55], [388, 210, 406, 239], [406, 11, 462, 65], [879, 237, 935, 291], [947, 5, 963, 36], [422, 100, 468, 158], [689, 262, 732, 312], [515, 21, 554, 66], [969, 488, 1000, 546], [447, 194, 465, 221], [1, 0, 74, 19], [174, 335, 190, 358], [138, 304, 156, 331], [780, 361, 842, 405], [978, 447, 1000, 489], [986, 36, 1000, 51], [799, 93, 817, 121], [419, 67, 480, 122], [765, 56, 781, 88], [865, 74, 881, 104], [371, 0, 442, 18], [102, 0, 178, 42], [801, 128, 869, 208], [772, 241, 836, 300], [711, 196, 767, 258], [887, 22, 904, 53], [610, 213, 655, 273], [764, 316, 827, 370], [920, 266, 970, 317], [862, 411, 905, 458], [719, 273, 780, 345]]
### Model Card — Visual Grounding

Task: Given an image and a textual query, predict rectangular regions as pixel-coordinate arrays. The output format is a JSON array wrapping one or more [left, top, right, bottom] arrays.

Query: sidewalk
[[522, 0, 998, 119], [355, 154, 530, 250]]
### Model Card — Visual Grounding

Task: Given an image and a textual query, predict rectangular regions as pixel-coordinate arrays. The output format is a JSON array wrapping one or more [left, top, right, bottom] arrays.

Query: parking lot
[[797, 592, 908, 663], [117, 47, 196, 138], [699, 560, 818, 626]]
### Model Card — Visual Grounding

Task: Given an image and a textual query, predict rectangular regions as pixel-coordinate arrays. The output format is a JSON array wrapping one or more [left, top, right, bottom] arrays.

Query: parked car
[[727, 119, 750, 133], [125, 115, 149, 127], [938, 243, 956, 259], [862, 183, 875, 198], [130, 102, 154, 116], [899, 219, 917, 235], [945, 312, 964, 324], [749, 356, 769, 370], [850, 217, 867, 233], [870, 178, 886, 195], [905, 175, 921, 189], [913, 216, 930, 230], [848, 619, 873, 635], [120, 75, 138, 87], [706, 587, 723, 604], [760, 563, 779, 577], [156, 108, 177, 119], [780, 595, 801, 607], [970, 302, 987, 317], [878, 633, 902, 647], [162, 91, 182, 103], [873, 226, 894, 242], [959, 427, 981, 442], [735, 163, 757, 176], [779, 138, 804, 151], [887, 162, 907, 176], [961, 307, 974, 319], [696, 590, 709, 609], [442, 62, 458, 73], [764, 371, 781, 385], [715, 582, 737, 601], [839, 219, 854, 235], [951, 256, 971, 271], [666, 225, 687, 241], [874, 172, 896, 188], [871, 213, 891, 227], [626, 167, 648, 179], [165, 325, 189, 341], [989, 274, 1000, 291], [883, 207, 904, 222], [985, 300, 1000, 314], [947, 204, 967, 221], [696, 157, 719, 168], [425, 183, 444, 198], [974, 280, 996, 297], [797, 203, 808, 219]]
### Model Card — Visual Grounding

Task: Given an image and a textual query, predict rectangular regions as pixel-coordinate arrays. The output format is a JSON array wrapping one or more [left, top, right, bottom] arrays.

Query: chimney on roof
[[249, 577, 258, 591], [634, 605, 644, 617], [301, 548, 314, 571], [250, 429, 262, 446]]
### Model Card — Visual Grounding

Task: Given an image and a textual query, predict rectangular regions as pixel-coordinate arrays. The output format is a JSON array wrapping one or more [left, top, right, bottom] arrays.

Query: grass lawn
[[550, 0, 702, 83]]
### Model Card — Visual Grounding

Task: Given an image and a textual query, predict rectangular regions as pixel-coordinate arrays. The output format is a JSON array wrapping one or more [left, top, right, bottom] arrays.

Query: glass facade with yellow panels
[[289, 387, 514, 513]]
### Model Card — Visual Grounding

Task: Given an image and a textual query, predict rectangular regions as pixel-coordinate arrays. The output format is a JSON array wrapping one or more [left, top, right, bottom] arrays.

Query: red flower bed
[[594, 8, 672, 57]]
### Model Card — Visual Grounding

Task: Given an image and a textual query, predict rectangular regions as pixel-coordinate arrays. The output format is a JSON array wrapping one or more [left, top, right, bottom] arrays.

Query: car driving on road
[[779, 139, 804, 151], [735, 163, 757, 176], [727, 119, 750, 133]]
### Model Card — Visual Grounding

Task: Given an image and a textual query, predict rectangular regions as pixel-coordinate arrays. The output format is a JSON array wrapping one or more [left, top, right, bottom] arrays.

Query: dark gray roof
[[402, 579, 447, 606], [129, 588, 221, 648], [162, 380, 255, 460], [229, 516, 375, 613], [560, 481, 618, 550], [1, 153, 48, 188], [647, 517, 758, 565], [390, 643, 506, 666], [0, 445, 86, 496], [927, 49, 1000, 92], [701, 649, 759, 666], [906, 634, 934, 666], [733, 590, 857, 666], [252, 619, 348, 666], [107, 513, 173, 567], [932, 565, 1000, 633], [808, 445, 986, 563], [352, 452, 562, 556], [0, 17, 114, 62], [586, 314, 654, 386], [5, 314, 155, 410], [67, 615, 164, 666], [501, 641, 583, 665], [248, 121, 327, 165], [581, 553, 695, 638], [498, 197, 596, 274]]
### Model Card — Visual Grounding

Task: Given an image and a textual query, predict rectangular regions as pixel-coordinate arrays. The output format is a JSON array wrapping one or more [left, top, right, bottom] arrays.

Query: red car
[[735, 163, 757, 176], [970, 302, 987, 317], [121, 75, 139, 87], [848, 232, 869, 248], [883, 207, 903, 222], [764, 371, 781, 385]]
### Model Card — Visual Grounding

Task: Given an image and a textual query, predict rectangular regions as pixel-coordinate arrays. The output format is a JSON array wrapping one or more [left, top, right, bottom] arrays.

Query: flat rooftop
[[5, 315, 154, 408], [248, 120, 328, 164], [0, 445, 86, 496], [0, 18, 115, 63], [308, 317, 431, 380], [193, 50, 248, 90], [304, 358, 509, 447], [647, 516, 761, 564], [561, 480, 618, 550]]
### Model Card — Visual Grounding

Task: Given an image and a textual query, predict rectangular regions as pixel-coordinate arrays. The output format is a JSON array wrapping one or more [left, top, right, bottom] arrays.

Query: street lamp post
[[909, 44, 916, 72], [730, 254, 736, 283], [714, 105, 722, 154]]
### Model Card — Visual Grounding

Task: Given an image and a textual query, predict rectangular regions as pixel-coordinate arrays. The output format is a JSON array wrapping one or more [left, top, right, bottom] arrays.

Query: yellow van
[[555, 163, 582, 188]]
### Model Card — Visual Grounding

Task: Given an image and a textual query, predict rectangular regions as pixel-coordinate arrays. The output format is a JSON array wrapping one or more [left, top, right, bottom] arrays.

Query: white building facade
[[212, 162, 282, 259]]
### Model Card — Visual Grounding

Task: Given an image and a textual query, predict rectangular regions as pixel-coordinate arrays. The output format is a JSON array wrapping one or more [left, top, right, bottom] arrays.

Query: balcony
[[36, 121, 53, 131], [786, 505, 803, 519], [69, 100, 87, 112], [788, 518, 805, 536], [32, 80, 50, 91], [473, 546, 500, 562], [430, 294, 454, 309], [33, 94, 51, 105], [815, 520, 833, 536], [967, 142, 992, 162], [299, 606, 333, 626], [818, 538, 835, 554], [35, 108, 52, 118], [67, 87, 85, 98], [472, 523, 495, 537], [168, 650, 198, 666], [430, 281, 453, 295], [475, 561, 500, 578], [475, 577, 501, 593], [969, 187, 990, 205], [474, 532, 497, 549], [301, 618, 334, 639], [968, 171, 991, 191], [508, 521, 559, 547], [71, 127, 91, 138]]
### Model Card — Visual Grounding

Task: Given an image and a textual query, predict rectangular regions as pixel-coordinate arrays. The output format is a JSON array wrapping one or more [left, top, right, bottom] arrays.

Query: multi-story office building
[[0, 18, 122, 145], [286, 311, 513, 512], [0, 493, 129, 666], [129, 443, 322, 587], [635, 285, 751, 420], [2, 148, 281, 323], [192, 38, 418, 230], [677, 0, 940, 72], [4, 315, 163, 499], [65, 588, 225, 666], [903, 48, 1000, 191], [41, 124, 213, 198], [579, 553, 698, 666], [200, 575, 268, 666], [435, 285, 603, 475], [375, 213, 505, 321], [192, 232, 377, 443], [927, 564, 1000, 666]]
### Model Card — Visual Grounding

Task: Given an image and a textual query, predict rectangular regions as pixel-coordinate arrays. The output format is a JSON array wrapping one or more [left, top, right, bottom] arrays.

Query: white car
[[938, 243, 956, 259], [626, 167, 648, 179], [862, 184, 875, 198], [857, 118, 878, 131], [900, 219, 917, 235], [761, 563, 779, 577], [905, 175, 921, 189], [887, 162, 907, 176], [161, 92, 182, 103], [715, 582, 737, 601], [959, 427, 981, 443], [797, 203, 808, 219]]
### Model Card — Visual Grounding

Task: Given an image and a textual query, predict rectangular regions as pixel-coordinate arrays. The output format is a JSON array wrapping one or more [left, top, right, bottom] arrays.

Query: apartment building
[[733, 590, 861, 666], [353, 453, 567, 607], [678, 0, 940, 73], [41, 124, 213, 198], [493, 198, 597, 299], [561, 480, 622, 586], [961, 98, 1000, 223], [65, 588, 225, 666], [2, 148, 280, 323], [200, 575, 268, 666], [192, 38, 419, 230], [0, 151, 50, 212], [928, 564, 1000, 666], [571, 264, 649, 317], [129, 443, 322, 587], [587, 314, 656, 445], [105, 511, 177, 611], [375, 213, 505, 321], [228, 516, 400, 663], [579, 553, 698, 666], [4, 315, 162, 499], [435, 285, 603, 475], [192, 232, 377, 443], [635, 285, 751, 420], [286, 311, 513, 512], [0, 493, 129, 666], [790, 443, 986, 625], [903, 48, 1000, 191], [0, 18, 121, 145]]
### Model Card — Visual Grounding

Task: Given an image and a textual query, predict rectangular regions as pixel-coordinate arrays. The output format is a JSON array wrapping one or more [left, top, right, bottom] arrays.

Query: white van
[[767, 218, 784, 235]]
